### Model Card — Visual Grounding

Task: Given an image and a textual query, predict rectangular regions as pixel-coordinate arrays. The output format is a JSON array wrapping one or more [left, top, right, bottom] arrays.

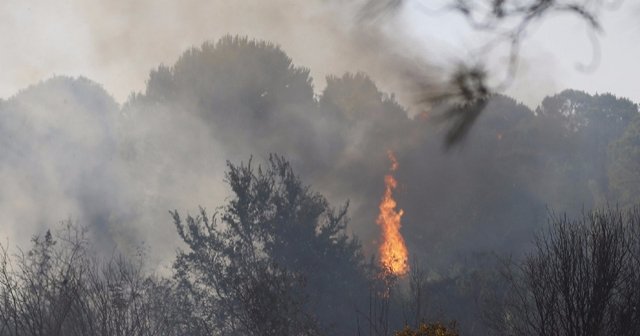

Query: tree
[[608, 114, 640, 209], [488, 207, 640, 336], [538, 90, 638, 204], [0, 224, 175, 336], [400, 256, 505, 336], [0, 227, 87, 336], [0, 77, 122, 254], [394, 322, 459, 336], [133, 35, 317, 158], [171, 155, 369, 336]]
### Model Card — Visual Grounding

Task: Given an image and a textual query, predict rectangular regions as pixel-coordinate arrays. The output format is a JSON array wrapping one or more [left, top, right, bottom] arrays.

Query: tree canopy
[[171, 155, 369, 335]]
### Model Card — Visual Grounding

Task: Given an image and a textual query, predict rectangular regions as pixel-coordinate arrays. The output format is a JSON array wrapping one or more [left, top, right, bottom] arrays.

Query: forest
[[1, 36, 640, 335]]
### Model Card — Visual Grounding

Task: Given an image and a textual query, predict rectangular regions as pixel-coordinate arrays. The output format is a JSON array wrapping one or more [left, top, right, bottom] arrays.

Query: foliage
[[171, 155, 368, 336], [608, 114, 640, 209], [536, 90, 639, 207], [394, 322, 459, 336], [4, 33, 640, 336], [141, 35, 316, 152]]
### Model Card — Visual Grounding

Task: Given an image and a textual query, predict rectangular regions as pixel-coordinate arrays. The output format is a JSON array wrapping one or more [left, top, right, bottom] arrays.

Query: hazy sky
[[1, 0, 639, 106]]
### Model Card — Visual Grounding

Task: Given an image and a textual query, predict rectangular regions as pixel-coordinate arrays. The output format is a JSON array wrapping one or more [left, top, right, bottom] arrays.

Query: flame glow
[[377, 151, 409, 276]]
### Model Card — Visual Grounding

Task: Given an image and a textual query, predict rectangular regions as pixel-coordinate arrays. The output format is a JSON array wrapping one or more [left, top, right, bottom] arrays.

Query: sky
[[401, 0, 640, 106], [1, 0, 638, 107]]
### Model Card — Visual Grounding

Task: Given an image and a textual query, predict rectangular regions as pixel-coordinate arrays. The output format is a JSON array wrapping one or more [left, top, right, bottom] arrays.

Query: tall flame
[[377, 151, 409, 276]]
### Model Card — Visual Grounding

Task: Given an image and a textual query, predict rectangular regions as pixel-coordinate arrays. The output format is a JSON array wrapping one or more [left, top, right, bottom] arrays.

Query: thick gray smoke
[[2, 34, 636, 271], [0, 1, 637, 271], [0, 78, 122, 251], [0, 0, 453, 107], [0, 0, 446, 267]]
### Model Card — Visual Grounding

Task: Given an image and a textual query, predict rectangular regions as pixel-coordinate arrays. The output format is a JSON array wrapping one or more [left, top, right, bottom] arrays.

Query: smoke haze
[[0, 0, 447, 106], [1, 1, 639, 272], [1, 37, 637, 272]]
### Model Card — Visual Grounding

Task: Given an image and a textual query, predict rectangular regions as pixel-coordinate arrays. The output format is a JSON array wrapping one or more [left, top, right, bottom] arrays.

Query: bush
[[394, 322, 459, 336]]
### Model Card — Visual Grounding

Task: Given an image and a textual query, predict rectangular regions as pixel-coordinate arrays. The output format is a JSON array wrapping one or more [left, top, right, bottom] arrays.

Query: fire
[[377, 151, 409, 276]]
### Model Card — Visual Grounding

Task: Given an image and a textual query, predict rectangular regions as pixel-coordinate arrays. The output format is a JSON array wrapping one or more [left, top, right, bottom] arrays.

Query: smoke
[[0, 0, 413, 260], [0, 1, 634, 273], [0, 35, 431, 267], [0, 0, 457, 111], [0, 77, 121, 251]]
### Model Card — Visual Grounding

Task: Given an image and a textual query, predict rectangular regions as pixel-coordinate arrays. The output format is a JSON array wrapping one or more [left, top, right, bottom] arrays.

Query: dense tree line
[[4, 158, 640, 336], [2, 35, 638, 266], [0, 157, 415, 336], [1, 35, 640, 335]]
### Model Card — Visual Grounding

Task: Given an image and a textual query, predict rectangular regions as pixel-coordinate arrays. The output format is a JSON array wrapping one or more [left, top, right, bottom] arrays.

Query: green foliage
[[608, 115, 640, 209], [394, 322, 459, 336], [537, 90, 638, 206], [172, 155, 367, 335], [144, 35, 316, 145], [5, 33, 640, 336]]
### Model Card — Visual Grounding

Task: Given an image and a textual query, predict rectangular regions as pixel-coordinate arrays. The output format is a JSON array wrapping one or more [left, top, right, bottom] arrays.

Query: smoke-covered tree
[[0, 228, 86, 336], [0, 224, 174, 336], [608, 114, 640, 209], [171, 155, 369, 336], [0, 76, 123, 254], [130, 35, 318, 160], [400, 256, 505, 335], [537, 90, 638, 205]]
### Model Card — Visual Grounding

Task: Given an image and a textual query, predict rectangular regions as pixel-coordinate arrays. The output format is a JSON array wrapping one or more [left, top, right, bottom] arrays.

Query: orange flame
[[377, 151, 409, 276]]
